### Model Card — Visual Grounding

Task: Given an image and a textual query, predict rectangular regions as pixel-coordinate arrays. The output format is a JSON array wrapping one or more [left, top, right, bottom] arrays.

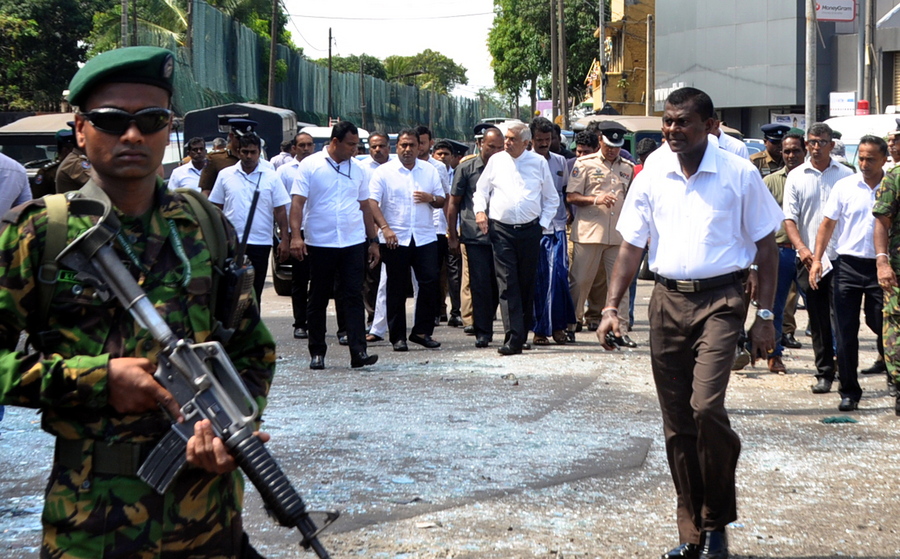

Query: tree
[[0, 0, 103, 111], [314, 54, 387, 81], [385, 50, 467, 95]]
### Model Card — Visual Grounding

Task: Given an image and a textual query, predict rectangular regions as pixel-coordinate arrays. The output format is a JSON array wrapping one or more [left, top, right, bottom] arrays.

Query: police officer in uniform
[[55, 126, 91, 193], [199, 118, 259, 196], [32, 129, 76, 198], [750, 123, 790, 177], [0, 46, 276, 557]]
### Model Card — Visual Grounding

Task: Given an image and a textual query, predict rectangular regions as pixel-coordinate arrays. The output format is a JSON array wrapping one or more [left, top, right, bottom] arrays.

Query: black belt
[[654, 271, 745, 293], [777, 242, 794, 249], [491, 217, 540, 229], [56, 438, 156, 477]]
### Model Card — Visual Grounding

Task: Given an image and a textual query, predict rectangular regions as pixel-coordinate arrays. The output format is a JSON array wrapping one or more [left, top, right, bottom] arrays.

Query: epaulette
[[459, 153, 477, 163], [2, 196, 49, 225]]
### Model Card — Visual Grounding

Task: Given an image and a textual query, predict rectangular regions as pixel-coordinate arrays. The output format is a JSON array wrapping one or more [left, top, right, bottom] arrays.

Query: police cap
[[889, 119, 900, 138], [55, 129, 75, 144], [67, 46, 175, 108], [447, 139, 469, 157], [473, 123, 498, 138], [228, 118, 258, 137], [761, 123, 790, 143], [596, 121, 627, 147]]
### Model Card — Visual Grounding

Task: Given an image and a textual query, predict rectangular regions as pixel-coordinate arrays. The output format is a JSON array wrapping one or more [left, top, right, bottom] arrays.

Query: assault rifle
[[56, 195, 337, 558]]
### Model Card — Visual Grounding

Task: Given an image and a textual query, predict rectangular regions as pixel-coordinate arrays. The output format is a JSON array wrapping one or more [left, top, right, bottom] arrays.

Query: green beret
[[67, 46, 175, 107]]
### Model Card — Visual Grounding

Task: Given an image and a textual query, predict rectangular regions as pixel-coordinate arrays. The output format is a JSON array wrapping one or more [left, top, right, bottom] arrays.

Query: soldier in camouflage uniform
[[874, 165, 900, 414], [0, 47, 276, 557]]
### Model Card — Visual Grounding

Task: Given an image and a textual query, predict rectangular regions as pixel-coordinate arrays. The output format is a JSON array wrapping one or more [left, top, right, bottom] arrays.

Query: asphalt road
[[3, 276, 900, 558]]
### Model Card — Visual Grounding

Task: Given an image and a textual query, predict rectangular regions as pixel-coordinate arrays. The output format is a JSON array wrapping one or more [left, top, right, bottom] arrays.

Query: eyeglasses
[[806, 139, 831, 147], [81, 107, 172, 135]]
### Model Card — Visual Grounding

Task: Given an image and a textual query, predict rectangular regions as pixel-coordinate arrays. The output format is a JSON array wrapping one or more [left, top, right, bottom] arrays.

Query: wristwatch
[[367, 237, 379, 244], [756, 309, 774, 321]]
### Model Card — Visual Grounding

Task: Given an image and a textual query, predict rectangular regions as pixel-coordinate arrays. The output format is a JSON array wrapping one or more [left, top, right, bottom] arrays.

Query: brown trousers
[[648, 280, 744, 544]]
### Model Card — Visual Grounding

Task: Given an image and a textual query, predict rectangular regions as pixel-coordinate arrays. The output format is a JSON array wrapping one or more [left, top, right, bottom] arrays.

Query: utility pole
[[550, 0, 558, 121], [267, 0, 278, 105], [131, 0, 138, 45], [120, 0, 128, 48], [864, 0, 874, 111], [360, 55, 367, 129], [598, 0, 605, 108], [805, 0, 816, 129], [645, 15, 654, 116], [186, 0, 193, 66], [327, 27, 333, 123], [558, 0, 568, 128], [857, 0, 866, 107]]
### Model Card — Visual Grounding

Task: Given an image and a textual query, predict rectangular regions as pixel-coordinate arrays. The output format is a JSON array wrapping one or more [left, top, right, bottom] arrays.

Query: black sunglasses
[[81, 107, 172, 135]]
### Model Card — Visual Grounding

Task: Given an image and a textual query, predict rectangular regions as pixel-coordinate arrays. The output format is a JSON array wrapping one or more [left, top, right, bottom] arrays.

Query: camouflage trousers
[[42, 442, 245, 559], [884, 285, 900, 387]]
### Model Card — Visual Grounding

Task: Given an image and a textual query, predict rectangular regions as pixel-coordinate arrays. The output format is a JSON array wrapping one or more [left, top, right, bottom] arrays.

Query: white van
[[823, 114, 899, 166]]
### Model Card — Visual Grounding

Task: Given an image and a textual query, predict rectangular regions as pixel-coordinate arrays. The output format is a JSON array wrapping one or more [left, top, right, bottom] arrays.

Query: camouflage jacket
[[0, 180, 276, 444], [874, 166, 900, 273]]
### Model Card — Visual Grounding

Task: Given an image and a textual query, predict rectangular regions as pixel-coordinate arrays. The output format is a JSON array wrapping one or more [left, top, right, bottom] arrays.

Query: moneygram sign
[[816, 0, 856, 22]]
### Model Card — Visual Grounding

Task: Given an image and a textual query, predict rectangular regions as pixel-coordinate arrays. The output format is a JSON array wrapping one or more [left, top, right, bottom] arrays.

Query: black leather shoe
[[293, 327, 308, 339], [434, 316, 441, 326], [586, 321, 600, 332], [463, 325, 476, 335], [338, 334, 349, 346], [613, 334, 638, 348], [861, 360, 887, 375], [781, 333, 801, 349], [409, 333, 441, 348], [699, 530, 727, 559], [565, 330, 576, 343], [350, 351, 378, 368], [811, 378, 833, 394], [497, 344, 522, 356], [895, 394, 900, 417], [309, 355, 325, 370], [838, 397, 859, 412], [661, 542, 700, 559], [574, 322, 583, 332], [475, 336, 490, 348], [448, 315, 463, 327], [392, 340, 408, 352], [522, 342, 532, 350]]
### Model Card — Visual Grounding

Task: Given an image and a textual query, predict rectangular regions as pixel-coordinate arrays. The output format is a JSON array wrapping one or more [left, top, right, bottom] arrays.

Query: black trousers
[[381, 238, 439, 343], [363, 254, 381, 325], [446, 244, 462, 317], [290, 254, 310, 329], [245, 244, 270, 306], [464, 242, 498, 338], [833, 255, 884, 401], [490, 219, 542, 349], [306, 243, 367, 357], [796, 259, 836, 380]]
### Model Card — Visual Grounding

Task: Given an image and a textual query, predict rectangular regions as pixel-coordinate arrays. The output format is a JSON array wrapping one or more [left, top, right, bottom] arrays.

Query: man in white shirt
[[290, 121, 380, 370], [473, 121, 560, 355], [711, 120, 749, 159], [166, 136, 207, 191], [597, 87, 782, 559], [208, 133, 290, 306], [369, 129, 445, 351], [268, 140, 294, 169], [0, 151, 31, 214], [783, 122, 855, 395], [808, 135, 888, 411], [416, 126, 452, 326], [359, 130, 392, 332], [277, 131, 315, 339], [530, 117, 575, 346], [360, 131, 391, 173]]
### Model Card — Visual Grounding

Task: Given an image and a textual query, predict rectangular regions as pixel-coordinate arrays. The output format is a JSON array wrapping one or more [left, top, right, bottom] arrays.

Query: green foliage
[[314, 54, 387, 81], [0, 0, 101, 111], [384, 50, 467, 95], [488, 0, 605, 107]]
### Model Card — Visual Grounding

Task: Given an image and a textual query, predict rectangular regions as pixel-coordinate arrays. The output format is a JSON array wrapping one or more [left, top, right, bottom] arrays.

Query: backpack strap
[[175, 188, 227, 320], [36, 193, 69, 334]]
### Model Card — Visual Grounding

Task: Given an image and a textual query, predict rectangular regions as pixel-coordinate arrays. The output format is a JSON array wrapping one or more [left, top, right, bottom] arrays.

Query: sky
[[281, 0, 497, 98]]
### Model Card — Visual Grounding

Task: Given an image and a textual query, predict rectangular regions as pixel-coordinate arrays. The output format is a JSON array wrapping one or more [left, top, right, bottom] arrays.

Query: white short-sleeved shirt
[[822, 172, 880, 258], [269, 151, 293, 169], [473, 149, 559, 229], [166, 161, 203, 192], [292, 150, 369, 248], [616, 140, 783, 280], [428, 155, 451, 233], [208, 162, 290, 246], [0, 152, 30, 214], [369, 158, 443, 247], [782, 158, 854, 260], [713, 132, 750, 159]]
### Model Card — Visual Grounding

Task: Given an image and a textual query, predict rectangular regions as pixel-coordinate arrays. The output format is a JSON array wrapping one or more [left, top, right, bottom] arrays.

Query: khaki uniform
[[566, 153, 634, 330], [55, 147, 91, 193], [32, 159, 61, 198], [750, 149, 783, 178], [198, 149, 239, 193]]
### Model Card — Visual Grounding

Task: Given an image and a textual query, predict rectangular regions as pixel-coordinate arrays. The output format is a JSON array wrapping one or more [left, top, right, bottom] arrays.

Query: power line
[[284, 12, 493, 22], [280, 0, 329, 52]]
